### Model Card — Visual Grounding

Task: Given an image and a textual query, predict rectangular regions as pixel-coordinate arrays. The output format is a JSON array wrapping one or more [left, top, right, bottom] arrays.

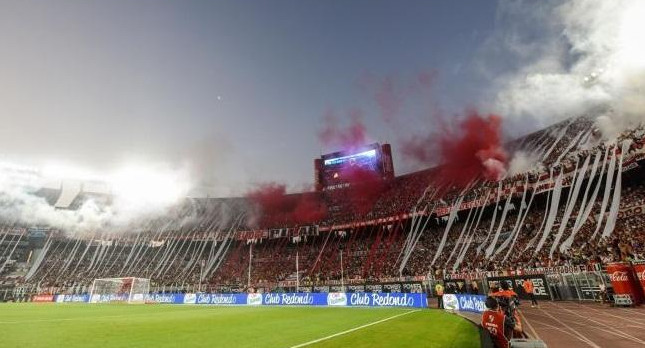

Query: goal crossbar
[[89, 277, 150, 304]]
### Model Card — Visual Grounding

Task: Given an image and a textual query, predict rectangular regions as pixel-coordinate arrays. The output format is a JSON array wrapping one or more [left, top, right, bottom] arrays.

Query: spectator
[[522, 278, 538, 308], [435, 282, 444, 309]]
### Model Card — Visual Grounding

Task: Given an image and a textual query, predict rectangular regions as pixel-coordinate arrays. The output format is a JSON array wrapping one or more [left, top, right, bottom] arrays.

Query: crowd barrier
[[46, 292, 427, 308]]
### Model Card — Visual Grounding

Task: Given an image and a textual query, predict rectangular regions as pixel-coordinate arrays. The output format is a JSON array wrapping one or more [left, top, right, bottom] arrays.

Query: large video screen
[[320, 144, 382, 187]]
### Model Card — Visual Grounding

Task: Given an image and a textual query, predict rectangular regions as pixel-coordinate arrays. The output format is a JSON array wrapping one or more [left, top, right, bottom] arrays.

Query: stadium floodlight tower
[[89, 277, 150, 304]]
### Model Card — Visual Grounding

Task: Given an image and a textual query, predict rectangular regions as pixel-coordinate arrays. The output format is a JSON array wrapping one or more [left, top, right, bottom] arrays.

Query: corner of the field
[[440, 309, 494, 348]]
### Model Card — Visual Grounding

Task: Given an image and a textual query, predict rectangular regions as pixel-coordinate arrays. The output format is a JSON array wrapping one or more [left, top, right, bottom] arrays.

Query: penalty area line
[[287, 309, 420, 348]]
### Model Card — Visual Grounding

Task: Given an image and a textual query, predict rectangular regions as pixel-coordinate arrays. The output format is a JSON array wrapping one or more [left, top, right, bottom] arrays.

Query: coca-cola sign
[[606, 262, 643, 305], [637, 270, 645, 282], [610, 271, 629, 283], [631, 263, 645, 302]]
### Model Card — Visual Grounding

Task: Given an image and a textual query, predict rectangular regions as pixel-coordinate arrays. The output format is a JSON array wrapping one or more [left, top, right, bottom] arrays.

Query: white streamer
[[591, 142, 618, 240], [550, 156, 589, 257], [431, 196, 464, 266], [485, 193, 513, 258], [477, 183, 503, 255], [602, 141, 629, 238], [534, 172, 564, 254], [560, 148, 607, 252]]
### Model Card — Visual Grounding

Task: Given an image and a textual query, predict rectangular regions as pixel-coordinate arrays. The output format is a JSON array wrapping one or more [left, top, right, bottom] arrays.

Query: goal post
[[89, 277, 150, 304]]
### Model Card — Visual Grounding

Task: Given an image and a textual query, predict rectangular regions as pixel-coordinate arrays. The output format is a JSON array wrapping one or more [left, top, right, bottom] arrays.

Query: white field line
[[530, 319, 591, 341], [566, 303, 645, 326], [518, 309, 540, 340], [547, 303, 645, 345], [537, 307, 602, 348], [617, 307, 645, 318], [288, 309, 421, 348]]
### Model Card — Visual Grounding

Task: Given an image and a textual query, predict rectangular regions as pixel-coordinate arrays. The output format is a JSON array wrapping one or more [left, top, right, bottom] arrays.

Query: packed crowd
[[2, 116, 645, 294]]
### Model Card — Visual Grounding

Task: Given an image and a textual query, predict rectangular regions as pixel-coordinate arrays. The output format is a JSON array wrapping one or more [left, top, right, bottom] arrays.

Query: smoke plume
[[342, 166, 387, 216], [487, 0, 645, 138], [318, 109, 368, 150], [245, 183, 327, 228], [0, 162, 194, 235], [437, 112, 508, 188]]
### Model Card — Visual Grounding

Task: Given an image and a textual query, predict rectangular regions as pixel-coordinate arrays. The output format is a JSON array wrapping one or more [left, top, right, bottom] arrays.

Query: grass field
[[0, 304, 480, 348]]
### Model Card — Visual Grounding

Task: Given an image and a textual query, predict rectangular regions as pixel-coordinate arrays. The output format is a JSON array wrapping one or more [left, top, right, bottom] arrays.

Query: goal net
[[89, 277, 150, 304]]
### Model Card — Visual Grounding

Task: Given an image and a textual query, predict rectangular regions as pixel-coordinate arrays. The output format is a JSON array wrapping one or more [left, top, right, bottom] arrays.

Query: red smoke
[[318, 109, 367, 150], [437, 112, 507, 188], [400, 134, 437, 165], [416, 71, 436, 90], [342, 166, 387, 216], [372, 71, 437, 126], [292, 193, 328, 224], [246, 183, 327, 228], [362, 71, 443, 169], [375, 76, 403, 124]]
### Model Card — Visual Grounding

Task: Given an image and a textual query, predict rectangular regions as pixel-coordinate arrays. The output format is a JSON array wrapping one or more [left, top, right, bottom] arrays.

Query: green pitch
[[0, 304, 480, 348]]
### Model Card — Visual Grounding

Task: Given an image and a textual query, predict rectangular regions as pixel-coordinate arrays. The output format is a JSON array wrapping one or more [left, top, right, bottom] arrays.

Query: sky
[[3, 0, 634, 197]]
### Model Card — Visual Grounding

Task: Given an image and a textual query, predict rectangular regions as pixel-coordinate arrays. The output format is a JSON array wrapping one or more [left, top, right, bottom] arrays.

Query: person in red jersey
[[482, 296, 512, 348]]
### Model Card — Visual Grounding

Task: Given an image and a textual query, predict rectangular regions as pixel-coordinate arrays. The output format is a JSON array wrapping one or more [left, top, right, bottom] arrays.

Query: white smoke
[[507, 151, 543, 176], [0, 161, 194, 235], [0, 177, 111, 233], [488, 0, 645, 138]]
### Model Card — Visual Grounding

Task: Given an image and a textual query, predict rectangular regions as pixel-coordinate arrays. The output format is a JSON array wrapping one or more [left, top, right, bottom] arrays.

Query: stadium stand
[[1, 116, 645, 302]]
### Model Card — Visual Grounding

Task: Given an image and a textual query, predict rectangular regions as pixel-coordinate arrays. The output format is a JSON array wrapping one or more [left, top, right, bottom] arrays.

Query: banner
[[443, 294, 459, 311], [144, 293, 184, 304], [443, 294, 487, 313], [401, 282, 424, 293], [262, 293, 327, 306], [365, 284, 383, 293], [55, 294, 89, 303], [32, 294, 55, 302], [312, 285, 330, 293], [90, 294, 129, 303], [57, 292, 425, 308], [193, 293, 246, 305], [486, 275, 551, 300], [346, 292, 426, 308]]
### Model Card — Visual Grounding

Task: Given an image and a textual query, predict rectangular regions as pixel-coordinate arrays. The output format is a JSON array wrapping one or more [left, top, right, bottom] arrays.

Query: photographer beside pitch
[[481, 296, 515, 348], [489, 281, 525, 339]]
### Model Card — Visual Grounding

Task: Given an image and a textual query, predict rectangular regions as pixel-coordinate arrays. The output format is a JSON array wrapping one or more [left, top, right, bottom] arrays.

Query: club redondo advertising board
[[50, 292, 427, 308]]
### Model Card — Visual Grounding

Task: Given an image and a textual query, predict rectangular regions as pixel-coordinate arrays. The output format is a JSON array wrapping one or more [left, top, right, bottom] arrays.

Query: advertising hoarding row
[[443, 294, 487, 313], [486, 275, 552, 301], [47, 292, 427, 308]]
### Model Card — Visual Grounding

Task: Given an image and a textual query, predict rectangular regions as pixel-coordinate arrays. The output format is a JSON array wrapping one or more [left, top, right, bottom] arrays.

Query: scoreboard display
[[315, 143, 394, 190]]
